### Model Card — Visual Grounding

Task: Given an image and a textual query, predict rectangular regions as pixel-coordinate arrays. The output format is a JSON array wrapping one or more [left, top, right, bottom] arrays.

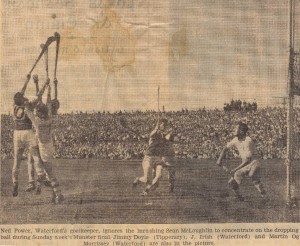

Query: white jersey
[[226, 136, 258, 162], [25, 108, 52, 144]]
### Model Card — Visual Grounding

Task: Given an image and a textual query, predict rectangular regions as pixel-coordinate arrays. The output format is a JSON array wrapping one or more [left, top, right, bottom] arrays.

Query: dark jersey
[[144, 129, 165, 156], [161, 132, 175, 157], [13, 105, 33, 130]]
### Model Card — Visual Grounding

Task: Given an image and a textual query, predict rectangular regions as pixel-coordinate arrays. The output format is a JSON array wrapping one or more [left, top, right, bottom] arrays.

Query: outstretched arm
[[216, 147, 230, 172], [216, 147, 227, 166], [29, 79, 50, 108], [20, 74, 31, 95], [150, 121, 159, 137], [46, 84, 52, 118], [33, 75, 39, 95], [37, 78, 50, 99], [53, 78, 58, 99], [152, 117, 160, 133]]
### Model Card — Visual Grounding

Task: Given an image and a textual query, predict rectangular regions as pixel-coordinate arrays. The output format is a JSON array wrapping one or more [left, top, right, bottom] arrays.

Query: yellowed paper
[[1, 0, 299, 245]]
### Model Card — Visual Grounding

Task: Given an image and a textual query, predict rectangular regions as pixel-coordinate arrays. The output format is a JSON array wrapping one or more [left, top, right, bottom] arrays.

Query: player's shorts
[[234, 160, 261, 184], [140, 155, 164, 184], [38, 140, 54, 163], [143, 155, 163, 168], [14, 130, 37, 152], [161, 156, 175, 167]]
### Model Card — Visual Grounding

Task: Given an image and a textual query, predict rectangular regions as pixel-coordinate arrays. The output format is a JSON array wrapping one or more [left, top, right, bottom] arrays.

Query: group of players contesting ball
[[10, 33, 296, 207], [12, 33, 63, 204]]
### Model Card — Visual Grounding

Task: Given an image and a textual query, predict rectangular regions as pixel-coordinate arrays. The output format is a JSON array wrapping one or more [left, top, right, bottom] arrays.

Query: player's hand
[[54, 78, 58, 85], [26, 74, 31, 80], [229, 169, 236, 175], [46, 78, 50, 85], [33, 74, 38, 83]]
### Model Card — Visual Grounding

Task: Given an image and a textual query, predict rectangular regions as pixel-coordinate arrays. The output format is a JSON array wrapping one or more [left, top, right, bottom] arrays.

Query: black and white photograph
[[0, 0, 300, 245]]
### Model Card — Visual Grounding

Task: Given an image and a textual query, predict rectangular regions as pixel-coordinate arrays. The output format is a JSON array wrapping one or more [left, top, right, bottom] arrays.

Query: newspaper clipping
[[1, 0, 299, 245]]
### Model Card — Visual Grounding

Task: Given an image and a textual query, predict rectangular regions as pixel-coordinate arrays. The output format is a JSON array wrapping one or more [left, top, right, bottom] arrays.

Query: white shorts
[[234, 160, 261, 184], [143, 155, 163, 168], [38, 140, 54, 163], [140, 155, 163, 184], [14, 130, 37, 152], [161, 156, 175, 167]]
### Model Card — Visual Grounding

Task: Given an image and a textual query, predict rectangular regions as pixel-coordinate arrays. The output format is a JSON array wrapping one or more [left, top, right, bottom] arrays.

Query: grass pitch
[[1, 159, 299, 224]]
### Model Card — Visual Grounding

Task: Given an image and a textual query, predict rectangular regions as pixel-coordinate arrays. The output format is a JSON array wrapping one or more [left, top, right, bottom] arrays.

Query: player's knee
[[228, 178, 239, 190], [139, 177, 147, 184]]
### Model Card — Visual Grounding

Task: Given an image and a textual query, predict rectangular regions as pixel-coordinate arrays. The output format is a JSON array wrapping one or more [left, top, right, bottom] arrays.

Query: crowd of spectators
[[224, 99, 257, 112], [1, 107, 300, 160]]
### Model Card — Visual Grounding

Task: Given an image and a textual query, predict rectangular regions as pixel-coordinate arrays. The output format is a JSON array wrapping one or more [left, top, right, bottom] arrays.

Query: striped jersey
[[13, 104, 34, 130]]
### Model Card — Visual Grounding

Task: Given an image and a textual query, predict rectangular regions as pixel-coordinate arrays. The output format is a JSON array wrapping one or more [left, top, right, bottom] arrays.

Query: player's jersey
[[13, 105, 33, 130], [226, 136, 258, 162], [25, 109, 52, 144], [144, 129, 165, 156], [161, 132, 175, 157]]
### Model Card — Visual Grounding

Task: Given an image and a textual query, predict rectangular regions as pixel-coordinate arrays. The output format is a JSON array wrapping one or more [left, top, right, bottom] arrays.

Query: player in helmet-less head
[[51, 78, 60, 115], [161, 121, 177, 193], [24, 80, 64, 204], [132, 118, 167, 195], [149, 119, 177, 194], [25, 74, 47, 192], [12, 74, 45, 197], [217, 122, 266, 201]]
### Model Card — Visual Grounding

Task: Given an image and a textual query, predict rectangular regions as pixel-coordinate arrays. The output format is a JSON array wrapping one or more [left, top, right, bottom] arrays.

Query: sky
[[1, 0, 300, 113]]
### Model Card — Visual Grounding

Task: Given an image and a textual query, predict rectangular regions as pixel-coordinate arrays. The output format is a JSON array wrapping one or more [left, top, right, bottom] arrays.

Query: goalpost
[[286, 0, 300, 207]]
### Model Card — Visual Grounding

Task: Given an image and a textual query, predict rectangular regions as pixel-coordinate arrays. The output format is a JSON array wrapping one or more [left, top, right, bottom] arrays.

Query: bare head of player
[[14, 92, 29, 106], [36, 103, 49, 120], [234, 122, 249, 140]]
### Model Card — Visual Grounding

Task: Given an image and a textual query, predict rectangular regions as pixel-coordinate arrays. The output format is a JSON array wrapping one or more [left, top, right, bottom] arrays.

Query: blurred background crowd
[[223, 99, 258, 112], [1, 107, 300, 160]]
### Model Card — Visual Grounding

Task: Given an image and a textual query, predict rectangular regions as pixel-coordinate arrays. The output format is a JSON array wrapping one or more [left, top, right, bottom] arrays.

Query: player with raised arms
[[24, 80, 64, 204], [146, 119, 177, 195], [161, 122, 176, 193], [216, 122, 266, 201], [12, 74, 47, 197], [132, 118, 167, 195]]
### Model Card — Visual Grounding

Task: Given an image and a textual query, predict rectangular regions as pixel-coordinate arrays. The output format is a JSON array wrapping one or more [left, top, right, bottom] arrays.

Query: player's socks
[[228, 178, 244, 200], [12, 182, 18, 197], [36, 175, 46, 195], [54, 194, 64, 204], [254, 183, 266, 196], [52, 193, 64, 204], [52, 188, 64, 204], [149, 182, 159, 192], [232, 187, 244, 201], [25, 181, 35, 192], [132, 177, 140, 188], [141, 190, 149, 196], [36, 182, 42, 195]]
